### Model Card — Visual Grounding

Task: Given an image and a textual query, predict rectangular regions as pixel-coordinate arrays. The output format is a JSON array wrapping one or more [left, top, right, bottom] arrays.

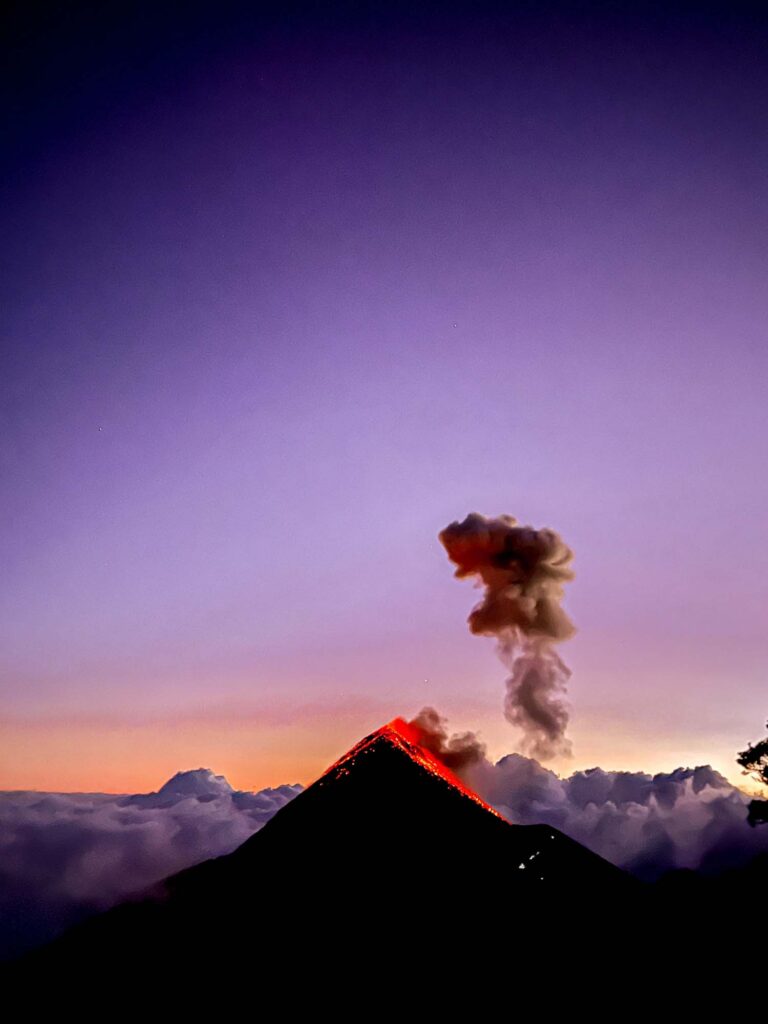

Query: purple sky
[[2, 2, 767, 792]]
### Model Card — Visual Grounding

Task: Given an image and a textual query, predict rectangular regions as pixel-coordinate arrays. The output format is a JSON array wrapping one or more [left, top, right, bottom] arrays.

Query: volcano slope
[[13, 719, 640, 981]]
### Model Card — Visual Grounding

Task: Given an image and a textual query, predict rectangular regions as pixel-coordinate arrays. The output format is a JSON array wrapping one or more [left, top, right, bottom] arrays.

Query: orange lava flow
[[323, 717, 503, 820]]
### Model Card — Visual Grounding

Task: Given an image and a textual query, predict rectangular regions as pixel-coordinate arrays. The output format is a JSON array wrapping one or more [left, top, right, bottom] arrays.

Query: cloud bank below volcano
[[0, 771, 301, 960], [464, 755, 768, 880], [2, 754, 767, 962]]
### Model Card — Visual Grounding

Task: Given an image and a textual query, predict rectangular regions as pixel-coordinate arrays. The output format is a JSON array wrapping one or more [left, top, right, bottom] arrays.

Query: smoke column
[[439, 512, 576, 760]]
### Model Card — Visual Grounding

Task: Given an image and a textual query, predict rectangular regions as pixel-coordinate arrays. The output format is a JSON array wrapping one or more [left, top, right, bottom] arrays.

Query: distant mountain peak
[[157, 768, 234, 798], [123, 768, 236, 807]]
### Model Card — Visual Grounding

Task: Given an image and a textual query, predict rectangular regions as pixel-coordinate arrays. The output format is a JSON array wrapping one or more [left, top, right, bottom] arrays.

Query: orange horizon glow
[[0, 702, 757, 797]]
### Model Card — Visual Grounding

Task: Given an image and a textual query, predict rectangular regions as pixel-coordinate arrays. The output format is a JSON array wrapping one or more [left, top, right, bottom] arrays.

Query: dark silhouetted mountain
[[11, 719, 642, 982], [13, 717, 767, 995]]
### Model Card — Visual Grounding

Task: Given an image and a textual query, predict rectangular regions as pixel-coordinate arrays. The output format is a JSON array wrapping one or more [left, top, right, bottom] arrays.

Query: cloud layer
[[0, 770, 301, 960], [464, 755, 768, 880], [2, 756, 767, 962]]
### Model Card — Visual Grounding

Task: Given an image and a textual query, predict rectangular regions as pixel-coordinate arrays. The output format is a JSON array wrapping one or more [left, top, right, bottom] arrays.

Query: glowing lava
[[323, 717, 503, 819]]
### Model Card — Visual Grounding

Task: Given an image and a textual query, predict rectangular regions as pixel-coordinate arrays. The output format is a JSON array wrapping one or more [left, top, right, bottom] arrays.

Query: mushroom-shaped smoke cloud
[[439, 512, 576, 760]]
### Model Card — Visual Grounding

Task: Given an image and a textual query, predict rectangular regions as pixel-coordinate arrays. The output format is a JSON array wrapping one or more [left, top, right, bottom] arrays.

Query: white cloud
[[0, 770, 301, 960], [464, 755, 768, 879]]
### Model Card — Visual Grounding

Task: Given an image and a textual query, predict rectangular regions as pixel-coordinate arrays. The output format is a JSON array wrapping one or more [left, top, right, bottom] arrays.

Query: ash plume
[[439, 512, 575, 760], [407, 706, 486, 771]]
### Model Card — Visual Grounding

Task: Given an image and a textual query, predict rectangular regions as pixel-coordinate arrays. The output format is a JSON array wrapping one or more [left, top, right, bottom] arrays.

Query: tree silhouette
[[737, 720, 768, 826]]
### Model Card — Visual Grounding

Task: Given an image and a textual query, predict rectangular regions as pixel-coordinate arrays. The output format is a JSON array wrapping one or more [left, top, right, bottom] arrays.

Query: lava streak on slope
[[322, 717, 503, 820]]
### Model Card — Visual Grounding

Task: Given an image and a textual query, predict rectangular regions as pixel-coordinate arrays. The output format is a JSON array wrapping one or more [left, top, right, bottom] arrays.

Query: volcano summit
[[14, 719, 635, 979]]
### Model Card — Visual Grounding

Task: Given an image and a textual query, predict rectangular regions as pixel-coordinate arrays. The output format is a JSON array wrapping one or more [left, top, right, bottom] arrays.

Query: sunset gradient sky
[[3, 1, 767, 793]]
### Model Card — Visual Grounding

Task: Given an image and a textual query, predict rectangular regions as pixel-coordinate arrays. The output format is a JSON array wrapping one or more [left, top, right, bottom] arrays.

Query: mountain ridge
[[12, 716, 638, 978]]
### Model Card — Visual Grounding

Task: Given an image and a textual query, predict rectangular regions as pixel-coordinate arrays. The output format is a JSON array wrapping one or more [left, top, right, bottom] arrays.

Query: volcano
[[12, 719, 637, 979]]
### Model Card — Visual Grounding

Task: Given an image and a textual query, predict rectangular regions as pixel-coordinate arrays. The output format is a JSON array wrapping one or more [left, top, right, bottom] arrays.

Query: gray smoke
[[439, 512, 575, 759], [407, 706, 486, 770]]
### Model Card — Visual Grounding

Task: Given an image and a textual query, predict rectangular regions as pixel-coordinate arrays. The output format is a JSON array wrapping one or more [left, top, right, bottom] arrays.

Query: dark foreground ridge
[[6, 718, 729, 985]]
